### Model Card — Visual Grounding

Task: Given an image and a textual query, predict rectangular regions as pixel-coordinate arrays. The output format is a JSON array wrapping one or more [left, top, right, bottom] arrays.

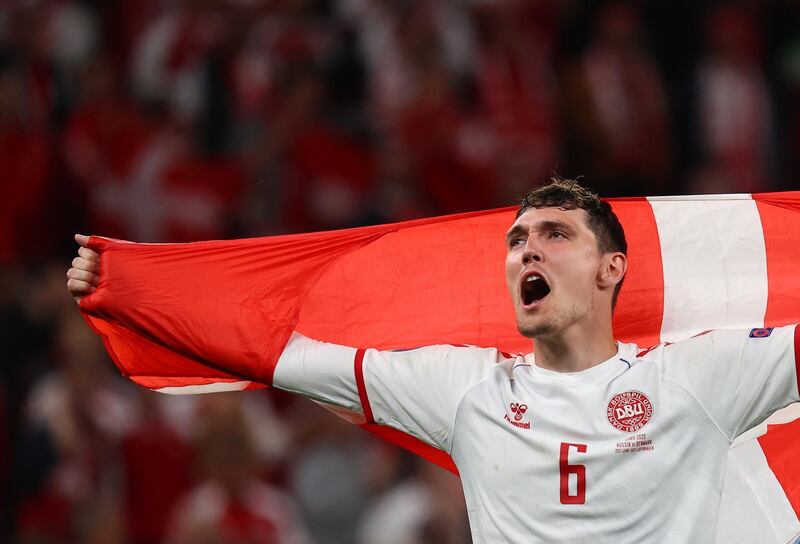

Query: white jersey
[[272, 325, 800, 543]]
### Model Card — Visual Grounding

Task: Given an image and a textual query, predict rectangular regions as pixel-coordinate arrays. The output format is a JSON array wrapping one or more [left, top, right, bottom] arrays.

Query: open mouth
[[521, 273, 551, 307]]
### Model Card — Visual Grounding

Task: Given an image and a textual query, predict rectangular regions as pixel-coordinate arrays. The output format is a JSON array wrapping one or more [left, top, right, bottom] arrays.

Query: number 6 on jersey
[[559, 442, 587, 504]]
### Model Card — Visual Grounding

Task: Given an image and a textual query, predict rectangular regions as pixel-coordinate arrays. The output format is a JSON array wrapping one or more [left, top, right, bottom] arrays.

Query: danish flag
[[79, 191, 800, 542]]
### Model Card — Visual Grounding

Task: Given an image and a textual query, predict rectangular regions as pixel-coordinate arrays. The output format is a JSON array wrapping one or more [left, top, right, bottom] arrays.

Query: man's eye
[[510, 237, 525, 247], [549, 231, 567, 239]]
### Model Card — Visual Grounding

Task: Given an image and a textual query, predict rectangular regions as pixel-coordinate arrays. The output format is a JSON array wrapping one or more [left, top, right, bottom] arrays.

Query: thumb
[[75, 233, 112, 254], [74, 233, 90, 247]]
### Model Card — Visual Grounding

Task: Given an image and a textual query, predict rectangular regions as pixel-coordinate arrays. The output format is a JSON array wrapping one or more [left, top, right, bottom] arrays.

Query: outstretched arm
[[662, 325, 800, 440], [66, 234, 496, 453]]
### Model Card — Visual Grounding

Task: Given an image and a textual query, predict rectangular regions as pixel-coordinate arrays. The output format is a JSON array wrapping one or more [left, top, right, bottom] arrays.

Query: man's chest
[[450, 367, 729, 515]]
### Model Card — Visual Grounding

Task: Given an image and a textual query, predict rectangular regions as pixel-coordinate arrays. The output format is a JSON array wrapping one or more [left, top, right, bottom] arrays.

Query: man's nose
[[522, 246, 543, 265]]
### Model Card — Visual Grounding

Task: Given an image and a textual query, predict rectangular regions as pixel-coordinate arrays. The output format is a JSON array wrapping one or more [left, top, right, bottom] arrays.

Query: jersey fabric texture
[[273, 325, 800, 544]]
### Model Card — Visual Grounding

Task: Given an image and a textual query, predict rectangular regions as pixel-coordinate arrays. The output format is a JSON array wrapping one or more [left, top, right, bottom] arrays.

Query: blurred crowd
[[1, 0, 799, 542]]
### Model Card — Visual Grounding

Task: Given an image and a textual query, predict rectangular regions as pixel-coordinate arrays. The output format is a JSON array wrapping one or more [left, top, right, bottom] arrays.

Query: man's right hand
[[67, 234, 100, 303]]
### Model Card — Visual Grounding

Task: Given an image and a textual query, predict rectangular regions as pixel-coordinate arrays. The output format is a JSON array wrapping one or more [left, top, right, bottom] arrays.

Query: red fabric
[[80, 225, 391, 386], [758, 419, 800, 519], [358, 423, 458, 474], [755, 192, 800, 328], [79, 193, 800, 485], [608, 197, 663, 348]]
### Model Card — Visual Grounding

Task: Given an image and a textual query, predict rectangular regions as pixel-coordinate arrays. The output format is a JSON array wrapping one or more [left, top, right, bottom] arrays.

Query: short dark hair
[[516, 178, 628, 309]]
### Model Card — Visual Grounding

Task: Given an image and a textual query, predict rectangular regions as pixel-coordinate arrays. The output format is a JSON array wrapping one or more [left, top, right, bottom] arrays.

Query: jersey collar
[[523, 342, 639, 384]]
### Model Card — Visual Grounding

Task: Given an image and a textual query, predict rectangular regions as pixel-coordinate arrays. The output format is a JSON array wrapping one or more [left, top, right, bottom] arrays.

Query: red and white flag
[[79, 192, 800, 543]]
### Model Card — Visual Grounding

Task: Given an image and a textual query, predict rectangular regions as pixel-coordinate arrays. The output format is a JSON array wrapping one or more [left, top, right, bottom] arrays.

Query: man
[[68, 179, 800, 542]]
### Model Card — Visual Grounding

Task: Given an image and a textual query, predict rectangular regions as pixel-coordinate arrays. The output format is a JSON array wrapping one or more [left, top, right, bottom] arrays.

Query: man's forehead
[[509, 207, 589, 231]]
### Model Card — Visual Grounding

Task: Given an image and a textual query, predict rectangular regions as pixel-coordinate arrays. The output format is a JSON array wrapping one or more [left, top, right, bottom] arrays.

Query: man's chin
[[516, 318, 556, 339]]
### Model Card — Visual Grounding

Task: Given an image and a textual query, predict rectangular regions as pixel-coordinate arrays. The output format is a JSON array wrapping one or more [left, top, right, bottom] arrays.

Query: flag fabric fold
[[79, 192, 800, 543]]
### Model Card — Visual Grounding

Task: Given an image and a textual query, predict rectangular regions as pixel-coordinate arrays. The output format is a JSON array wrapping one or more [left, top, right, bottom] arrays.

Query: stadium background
[[1, 0, 799, 542]]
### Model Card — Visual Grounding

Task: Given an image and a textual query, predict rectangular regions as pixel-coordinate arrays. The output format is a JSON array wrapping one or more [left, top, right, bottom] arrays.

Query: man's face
[[505, 206, 609, 338]]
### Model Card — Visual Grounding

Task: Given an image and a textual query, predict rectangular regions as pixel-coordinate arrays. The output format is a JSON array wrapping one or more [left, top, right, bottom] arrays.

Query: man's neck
[[532, 322, 618, 373]]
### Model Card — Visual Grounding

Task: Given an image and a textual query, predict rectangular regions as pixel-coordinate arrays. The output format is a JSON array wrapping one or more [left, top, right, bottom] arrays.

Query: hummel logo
[[504, 402, 531, 429]]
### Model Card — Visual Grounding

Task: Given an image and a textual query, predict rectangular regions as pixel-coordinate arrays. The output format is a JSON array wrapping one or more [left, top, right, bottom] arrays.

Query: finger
[[67, 277, 95, 295], [78, 246, 100, 262], [75, 234, 90, 247], [72, 256, 99, 273], [67, 268, 99, 285]]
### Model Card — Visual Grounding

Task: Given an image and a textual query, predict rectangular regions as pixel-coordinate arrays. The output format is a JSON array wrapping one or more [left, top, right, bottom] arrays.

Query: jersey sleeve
[[271, 332, 498, 452], [661, 324, 800, 440]]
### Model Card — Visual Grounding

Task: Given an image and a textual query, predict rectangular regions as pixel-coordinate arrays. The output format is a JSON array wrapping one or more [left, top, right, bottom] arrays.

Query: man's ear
[[598, 252, 627, 289]]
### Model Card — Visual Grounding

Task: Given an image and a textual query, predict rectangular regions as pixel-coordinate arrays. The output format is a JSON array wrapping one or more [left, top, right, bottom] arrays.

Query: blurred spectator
[[473, 0, 561, 204], [48, 1, 99, 73], [286, 399, 379, 544], [284, 124, 375, 230], [368, 141, 432, 222], [121, 390, 192, 544], [15, 313, 137, 544], [123, 385, 290, 544], [390, 42, 493, 215], [341, 0, 494, 215], [130, 0, 231, 124], [562, 2, 671, 196], [166, 393, 310, 544], [357, 458, 470, 544], [0, 1, 73, 129], [688, 5, 776, 194], [341, 0, 474, 123], [0, 55, 52, 264], [762, 0, 800, 188], [65, 54, 244, 242], [67, 120, 244, 242]]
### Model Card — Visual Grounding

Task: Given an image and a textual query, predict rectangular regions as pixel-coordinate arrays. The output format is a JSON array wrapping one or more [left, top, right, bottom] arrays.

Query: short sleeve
[[661, 325, 800, 440], [272, 332, 362, 412], [360, 345, 499, 453], [271, 333, 498, 452]]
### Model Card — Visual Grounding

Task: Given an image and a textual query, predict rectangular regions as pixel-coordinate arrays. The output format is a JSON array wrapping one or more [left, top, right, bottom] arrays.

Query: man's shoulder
[[631, 328, 776, 367], [633, 330, 720, 359], [385, 343, 516, 362]]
